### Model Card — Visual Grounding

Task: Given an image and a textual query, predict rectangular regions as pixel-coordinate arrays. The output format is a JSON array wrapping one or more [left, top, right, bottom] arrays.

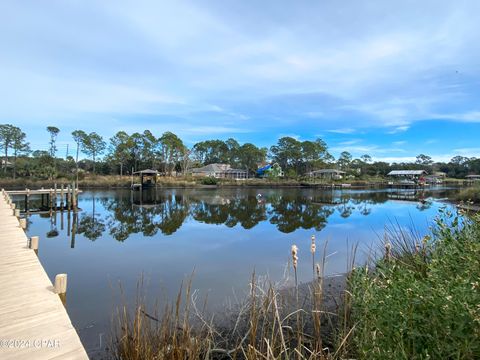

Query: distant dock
[[0, 189, 88, 359]]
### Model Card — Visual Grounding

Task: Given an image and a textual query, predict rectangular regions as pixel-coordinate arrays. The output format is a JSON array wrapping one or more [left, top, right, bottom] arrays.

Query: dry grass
[[109, 240, 352, 360]]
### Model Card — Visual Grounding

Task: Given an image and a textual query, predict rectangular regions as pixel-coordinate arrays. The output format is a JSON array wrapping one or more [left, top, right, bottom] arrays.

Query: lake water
[[16, 186, 460, 357]]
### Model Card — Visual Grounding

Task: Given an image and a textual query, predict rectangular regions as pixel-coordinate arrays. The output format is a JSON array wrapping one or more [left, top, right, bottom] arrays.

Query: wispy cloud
[[328, 128, 356, 134], [387, 125, 410, 134]]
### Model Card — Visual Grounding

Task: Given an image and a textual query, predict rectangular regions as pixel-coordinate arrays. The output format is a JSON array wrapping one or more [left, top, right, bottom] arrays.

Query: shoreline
[[0, 176, 468, 191]]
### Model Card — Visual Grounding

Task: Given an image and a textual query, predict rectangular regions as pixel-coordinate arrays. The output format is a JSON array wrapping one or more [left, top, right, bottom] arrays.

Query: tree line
[[1, 123, 479, 179]]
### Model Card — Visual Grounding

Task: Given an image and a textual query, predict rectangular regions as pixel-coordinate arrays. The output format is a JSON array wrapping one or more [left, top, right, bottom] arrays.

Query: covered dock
[[132, 169, 160, 189]]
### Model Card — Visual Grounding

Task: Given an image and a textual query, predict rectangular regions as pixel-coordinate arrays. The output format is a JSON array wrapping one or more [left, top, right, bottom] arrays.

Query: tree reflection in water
[[59, 188, 439, 242]]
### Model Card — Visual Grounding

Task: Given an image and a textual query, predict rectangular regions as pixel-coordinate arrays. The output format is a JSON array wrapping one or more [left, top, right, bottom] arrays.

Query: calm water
[[15, 186, 459, 356]]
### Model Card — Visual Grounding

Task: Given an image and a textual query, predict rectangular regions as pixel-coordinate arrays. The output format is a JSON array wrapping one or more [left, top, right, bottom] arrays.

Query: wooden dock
[[0, 190, 88, 359]]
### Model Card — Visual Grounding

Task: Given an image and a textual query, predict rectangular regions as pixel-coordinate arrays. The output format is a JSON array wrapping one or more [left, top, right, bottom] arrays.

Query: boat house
[[190, 163, 248, 180], [132, 169, 160, 188]]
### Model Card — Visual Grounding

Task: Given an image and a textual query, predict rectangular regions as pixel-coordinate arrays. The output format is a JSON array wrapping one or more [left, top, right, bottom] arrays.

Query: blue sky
[[1, 0, 480, 162]]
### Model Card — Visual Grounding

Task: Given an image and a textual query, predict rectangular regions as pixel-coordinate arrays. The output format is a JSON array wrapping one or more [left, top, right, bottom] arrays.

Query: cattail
[[291, 245, 298, 270], [385, 242, 391, 261], [310, 235, 316, 254]]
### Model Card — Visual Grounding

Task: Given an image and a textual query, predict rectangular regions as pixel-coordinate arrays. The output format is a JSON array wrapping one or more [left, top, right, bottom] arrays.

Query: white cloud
[[328, 128, 356, 134], [387, 125, 410, 134], [1, 0, 480, 145]]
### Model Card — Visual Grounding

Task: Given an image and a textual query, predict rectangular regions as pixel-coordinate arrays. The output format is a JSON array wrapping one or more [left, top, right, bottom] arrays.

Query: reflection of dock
[[387, 192, 423, 201], [0, 191, 88, 359]]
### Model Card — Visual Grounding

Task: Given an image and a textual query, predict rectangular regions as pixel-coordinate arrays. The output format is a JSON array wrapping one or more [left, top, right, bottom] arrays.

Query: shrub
[[201, 176, 218, 185]]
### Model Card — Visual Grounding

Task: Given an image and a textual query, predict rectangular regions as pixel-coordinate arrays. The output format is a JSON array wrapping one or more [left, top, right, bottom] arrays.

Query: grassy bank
[[348, 210, 480, 359], [455, 184, 480, 204], [109, 210, 480, 359], [0, 175, 374, 190]]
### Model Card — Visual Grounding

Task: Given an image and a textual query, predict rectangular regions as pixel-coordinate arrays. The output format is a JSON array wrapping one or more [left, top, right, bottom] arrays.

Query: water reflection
[[36, 187, 457, 242]]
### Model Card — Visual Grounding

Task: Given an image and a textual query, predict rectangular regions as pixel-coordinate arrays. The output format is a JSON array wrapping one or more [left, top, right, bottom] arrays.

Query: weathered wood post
[[30, 235, 39, 255], [14, 209, 20, 218], [54, 273, 68, 306], [19, 218, 27, 230]]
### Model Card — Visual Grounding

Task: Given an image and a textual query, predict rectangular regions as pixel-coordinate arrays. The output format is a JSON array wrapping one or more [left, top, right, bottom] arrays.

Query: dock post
[[30, 235, 39, 255], [54, 274, 68, 306], [19, 218, 27, 230], [14, 209, 20, 218], [54, 183, 57, 207]]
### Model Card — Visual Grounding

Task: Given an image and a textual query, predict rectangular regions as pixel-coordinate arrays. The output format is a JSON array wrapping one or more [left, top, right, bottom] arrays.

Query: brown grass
[[109, 242, 353, 360]]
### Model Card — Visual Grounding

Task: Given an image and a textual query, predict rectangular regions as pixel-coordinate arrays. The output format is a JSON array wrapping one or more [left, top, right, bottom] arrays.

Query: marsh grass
[[109, 240, 349, 360], [456, 184, 480, 204], [349, 210, 480, 359]]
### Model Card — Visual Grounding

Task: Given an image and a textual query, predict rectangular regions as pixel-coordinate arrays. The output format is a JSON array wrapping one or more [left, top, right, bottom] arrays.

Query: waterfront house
[[466, 174, 480, 182], [256, 163, 284, 178], [190, 163, 248, 180], [307, 169, 346, 180]]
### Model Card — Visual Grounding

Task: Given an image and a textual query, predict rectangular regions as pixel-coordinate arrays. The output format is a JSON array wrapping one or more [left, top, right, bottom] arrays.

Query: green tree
[[0, 124, 17, 173], [270, 137, 303, 174], [416, 154, 433, 165], [361, 154, 372, 163], [11, 128, 29, 179], [337, 151, 353, 171], [81, 132, 106, 174], [47, 126, 60, 158], [237, 143, 267, 175], [72, 130, 87, 183], [158, 132, 184, 176], [301, 138, 330, 173], [225, 138, 240, 166], [192, 140, 229, 165], [141, 130, 158, 168], [108, 131, 131, 176]]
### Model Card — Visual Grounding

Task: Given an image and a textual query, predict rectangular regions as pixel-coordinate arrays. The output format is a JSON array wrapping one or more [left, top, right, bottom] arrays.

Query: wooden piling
[[19, 218, 27, 229], [54, 274, 68, 306], [15, 209, 20, 218], [30, 236, 39, 255]]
